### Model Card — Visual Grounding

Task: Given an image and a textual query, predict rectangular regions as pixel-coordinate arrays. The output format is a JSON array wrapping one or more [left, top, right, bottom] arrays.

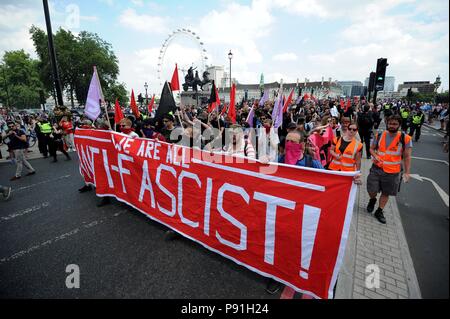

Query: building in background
[[206, 65, 224, 88], [397, 81, 437, 95], [337, 81, 365, 97], [366, 76, 395, 92], [217, 81, 342, 103]]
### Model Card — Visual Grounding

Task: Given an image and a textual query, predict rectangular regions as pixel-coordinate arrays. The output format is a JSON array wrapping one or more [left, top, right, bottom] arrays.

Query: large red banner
[[74, 129, 358, 299]]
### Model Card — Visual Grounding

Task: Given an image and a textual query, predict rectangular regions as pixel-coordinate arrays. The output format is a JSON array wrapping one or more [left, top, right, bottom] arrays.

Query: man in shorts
[[366, 115, 412, 224]]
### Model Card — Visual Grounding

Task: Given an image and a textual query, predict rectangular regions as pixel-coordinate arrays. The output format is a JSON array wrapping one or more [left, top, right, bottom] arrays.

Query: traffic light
[[375, 58, 388, 91], [368, 72, 376, 92]]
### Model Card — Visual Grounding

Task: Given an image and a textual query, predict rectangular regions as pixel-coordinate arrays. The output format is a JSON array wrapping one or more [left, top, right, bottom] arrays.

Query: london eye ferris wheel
[[157, 28, 209, 91]]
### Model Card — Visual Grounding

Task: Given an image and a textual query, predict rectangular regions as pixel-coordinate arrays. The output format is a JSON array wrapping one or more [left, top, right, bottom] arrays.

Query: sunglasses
[[348, 128, 358, 132]]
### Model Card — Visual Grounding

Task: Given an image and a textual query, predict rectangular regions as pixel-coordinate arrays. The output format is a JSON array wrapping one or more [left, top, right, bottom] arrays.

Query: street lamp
[[144, 82, 148, 110], [144, 82, 148, 104], [228, 50, 233, 88]]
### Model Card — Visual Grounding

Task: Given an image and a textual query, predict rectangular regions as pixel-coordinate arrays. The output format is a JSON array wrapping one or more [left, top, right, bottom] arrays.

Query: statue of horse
[[183, 67, 212, 92]]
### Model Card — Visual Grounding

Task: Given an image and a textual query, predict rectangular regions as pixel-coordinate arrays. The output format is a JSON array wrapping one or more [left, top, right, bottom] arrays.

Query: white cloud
[[273, 53, 298, 62], [118, 8, 169, 34], [186, 0, 275, 84], [0, 4, 41, 57]]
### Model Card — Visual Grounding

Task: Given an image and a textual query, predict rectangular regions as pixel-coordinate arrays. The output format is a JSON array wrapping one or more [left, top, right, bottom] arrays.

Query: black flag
[[155, 81, 177, 120], [208, 80, 217, 104]]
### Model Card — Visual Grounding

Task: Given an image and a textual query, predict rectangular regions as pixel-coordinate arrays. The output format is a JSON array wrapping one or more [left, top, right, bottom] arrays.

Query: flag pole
[[174, 86, 184, 129], [94, 66, 112, 130]]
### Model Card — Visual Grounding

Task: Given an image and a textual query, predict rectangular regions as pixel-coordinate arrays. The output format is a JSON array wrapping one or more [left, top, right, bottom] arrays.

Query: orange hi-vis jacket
[[329, 137, 363, 171], [373, 131, 409, 174]]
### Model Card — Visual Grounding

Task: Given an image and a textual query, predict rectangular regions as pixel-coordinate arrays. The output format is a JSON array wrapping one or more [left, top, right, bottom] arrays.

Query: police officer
[[400, 106, 410, 132], [36, 116, 52, 158], [409, 109, 425, 142]]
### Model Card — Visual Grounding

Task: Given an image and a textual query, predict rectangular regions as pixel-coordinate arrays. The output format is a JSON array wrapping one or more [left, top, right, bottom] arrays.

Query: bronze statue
[[182, 66, 212, 92]]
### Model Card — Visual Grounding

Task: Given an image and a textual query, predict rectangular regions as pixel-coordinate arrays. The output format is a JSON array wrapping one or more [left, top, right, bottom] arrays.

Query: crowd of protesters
[[1, 96, 447, 295], [0, 107, 80, 181]]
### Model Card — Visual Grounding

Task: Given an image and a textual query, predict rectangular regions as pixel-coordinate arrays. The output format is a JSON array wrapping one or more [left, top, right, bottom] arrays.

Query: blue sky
[[1, 0, 448, 96]]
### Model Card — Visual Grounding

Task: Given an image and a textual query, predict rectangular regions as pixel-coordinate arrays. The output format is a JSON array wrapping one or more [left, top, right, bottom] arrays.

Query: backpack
[[358, 112, 373, 128]]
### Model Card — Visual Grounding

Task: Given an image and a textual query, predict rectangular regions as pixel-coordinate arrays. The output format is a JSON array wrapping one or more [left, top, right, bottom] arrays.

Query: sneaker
[[97, 197, 111, 207], [367, 198, 377, 213], [164, 230, 180, 241], [2, 187, 11, 200], [374, 208, 386, 224], [26, 171, 36, 176], [265, 279, 283, 295], [78, 185, 93, 193], [10, 176, 21, 181]]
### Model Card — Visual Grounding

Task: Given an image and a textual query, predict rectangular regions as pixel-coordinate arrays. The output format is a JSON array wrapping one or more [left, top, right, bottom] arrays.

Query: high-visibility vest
[[384, 104, 391, 110], [374, 131, 406, 174], [38, 122, 52, 134], [329, 137, 363, 172], [412, 114, 423, 125], [401, 110, 409, 119]]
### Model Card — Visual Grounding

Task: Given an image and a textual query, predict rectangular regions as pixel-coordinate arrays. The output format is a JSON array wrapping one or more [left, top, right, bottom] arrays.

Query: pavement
[[0, 132, 433, 299], [335, 157, 421, 299]]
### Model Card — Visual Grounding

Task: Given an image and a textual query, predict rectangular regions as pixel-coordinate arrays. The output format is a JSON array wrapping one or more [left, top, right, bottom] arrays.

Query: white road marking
[[410, 174, 449, 207], [0, 202, 50, 222], [12, 175, 72, 193], [0, 209, 126, 265], [412, 156, 449, 166]]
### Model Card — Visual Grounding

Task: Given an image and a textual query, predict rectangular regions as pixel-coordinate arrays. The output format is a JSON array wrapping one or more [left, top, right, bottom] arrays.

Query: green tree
[[104, 81, 129, 107], [29, 26, 125, 107], [435, 91, 449, 104], [0, 50, 46, 109]]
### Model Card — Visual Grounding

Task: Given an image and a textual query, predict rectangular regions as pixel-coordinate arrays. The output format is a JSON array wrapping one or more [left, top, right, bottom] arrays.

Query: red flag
[[228, 83, 236, 124], [170, 64, 180, 91], [130, 89, 141, 118], [147, 94, 155, 114], [114, 98, 124, 124], [340, 98, 345, 108], [283, 89, 295, 113], [345, 98, 351, 112], [303, 93, 310, 100]]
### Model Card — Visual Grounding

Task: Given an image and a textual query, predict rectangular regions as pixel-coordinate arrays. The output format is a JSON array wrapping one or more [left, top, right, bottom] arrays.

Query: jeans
[[64, 133, 75, 150], [13, 149, 35, 177]]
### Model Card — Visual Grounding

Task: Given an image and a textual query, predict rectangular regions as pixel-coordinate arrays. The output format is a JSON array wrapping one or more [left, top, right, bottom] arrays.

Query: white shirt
[[127, 131, 139, 139], [258, 127, 279, 161]]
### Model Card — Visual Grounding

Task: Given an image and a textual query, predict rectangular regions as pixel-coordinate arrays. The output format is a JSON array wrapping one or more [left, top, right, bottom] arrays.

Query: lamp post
[[144, 82, 148, 108], [42, 0, 64, 107], [228, 50, 233, 88]]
